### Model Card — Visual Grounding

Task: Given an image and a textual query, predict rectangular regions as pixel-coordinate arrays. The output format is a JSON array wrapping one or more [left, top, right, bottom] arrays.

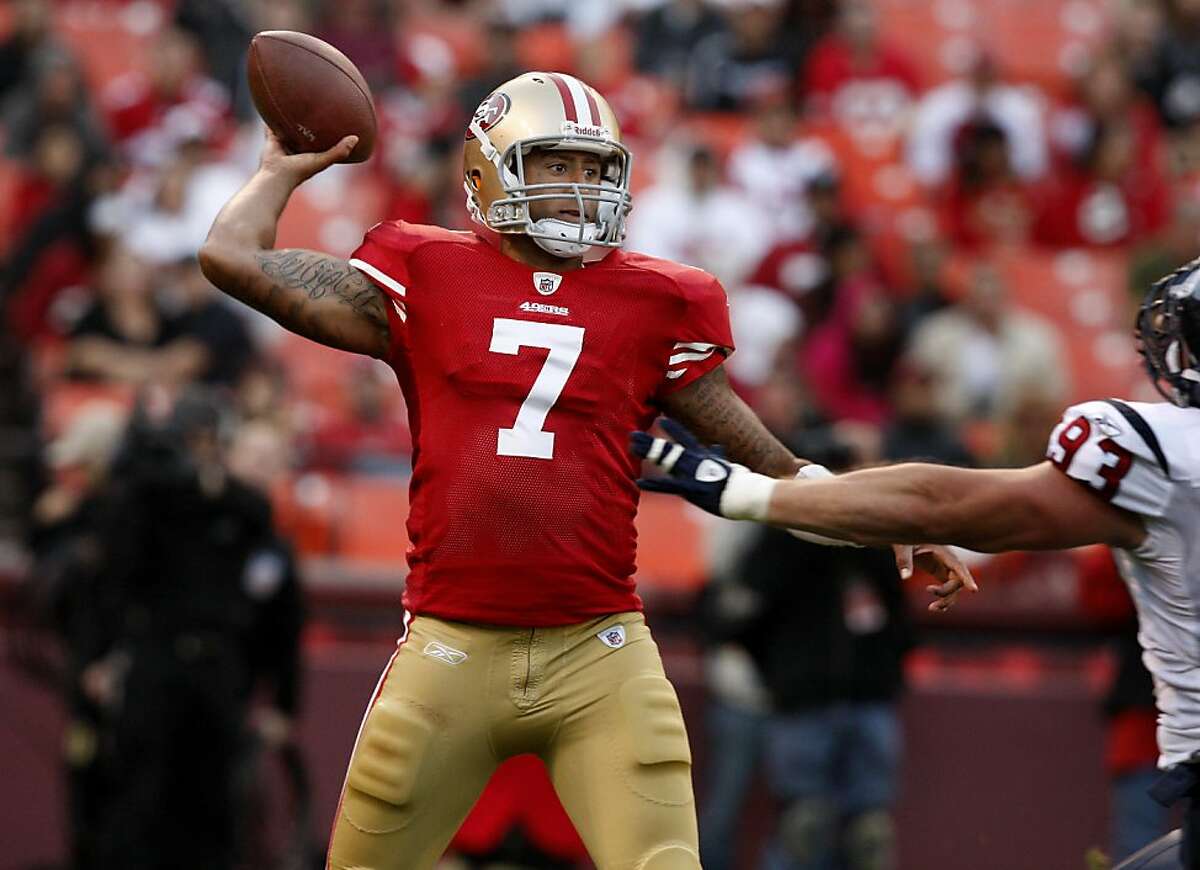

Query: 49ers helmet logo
[[466, 92, 511, 140]]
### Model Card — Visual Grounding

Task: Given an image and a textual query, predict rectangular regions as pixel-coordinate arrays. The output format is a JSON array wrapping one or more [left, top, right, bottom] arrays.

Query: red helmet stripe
[[583, 85, 601, 127], [547, 73, 578, 124]]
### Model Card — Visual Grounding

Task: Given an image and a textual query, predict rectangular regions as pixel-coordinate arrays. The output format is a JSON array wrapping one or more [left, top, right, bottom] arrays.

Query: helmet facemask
[[466, 132, 633, 259], [1137, 262, 1200, 408]]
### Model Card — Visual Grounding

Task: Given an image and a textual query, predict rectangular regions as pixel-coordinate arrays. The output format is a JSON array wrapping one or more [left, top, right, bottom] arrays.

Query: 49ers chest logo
[[465, 92, 511, 140]]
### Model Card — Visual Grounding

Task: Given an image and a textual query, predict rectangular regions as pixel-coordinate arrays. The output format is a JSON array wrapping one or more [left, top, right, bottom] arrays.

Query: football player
[[633, 262, 1200, 868], [200, 72, 968, 870]]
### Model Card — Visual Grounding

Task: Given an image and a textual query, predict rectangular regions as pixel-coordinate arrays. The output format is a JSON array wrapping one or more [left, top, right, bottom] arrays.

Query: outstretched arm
[[655, 373, 974, 592], [198, 131, 391, 359], [765, 461, 1146, 551], [659, 365, 805, 477]]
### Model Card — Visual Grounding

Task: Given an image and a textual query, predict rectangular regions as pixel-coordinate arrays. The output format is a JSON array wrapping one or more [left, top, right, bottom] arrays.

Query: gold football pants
[[326, 611, 700, 870]]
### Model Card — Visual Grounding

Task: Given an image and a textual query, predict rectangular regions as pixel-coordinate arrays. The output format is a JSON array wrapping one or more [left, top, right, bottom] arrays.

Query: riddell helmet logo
[[534, 272, 562, 295], [465, 92, 511, 140]]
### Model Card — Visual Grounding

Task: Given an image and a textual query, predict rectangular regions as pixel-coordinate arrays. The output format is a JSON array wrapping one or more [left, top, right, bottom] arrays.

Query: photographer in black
[[82, 388, 303, 870], [699, 367, 971, 870]]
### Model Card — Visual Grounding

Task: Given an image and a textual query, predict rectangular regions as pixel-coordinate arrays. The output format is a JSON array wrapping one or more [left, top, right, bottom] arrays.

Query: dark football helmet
[[1137, 258, 1200, 408]]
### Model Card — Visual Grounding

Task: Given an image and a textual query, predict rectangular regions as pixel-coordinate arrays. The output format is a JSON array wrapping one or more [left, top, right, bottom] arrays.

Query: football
[[247, 30, 376, 163]]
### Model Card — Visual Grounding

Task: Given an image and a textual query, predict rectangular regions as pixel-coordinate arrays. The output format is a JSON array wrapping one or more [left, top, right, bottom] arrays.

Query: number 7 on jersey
[[489, 318, 585, 459]]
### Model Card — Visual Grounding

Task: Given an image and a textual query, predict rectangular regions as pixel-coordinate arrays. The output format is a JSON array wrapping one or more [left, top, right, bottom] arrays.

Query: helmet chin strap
[[529, 218, 600, 258]]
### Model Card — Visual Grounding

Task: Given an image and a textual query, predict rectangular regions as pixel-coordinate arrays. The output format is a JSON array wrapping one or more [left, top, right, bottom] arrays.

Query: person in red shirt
[[802, 0, 920, 135], [102, 27, 231, 167], [1034, 121, 1171, 248], [199, 71, 967, 870]]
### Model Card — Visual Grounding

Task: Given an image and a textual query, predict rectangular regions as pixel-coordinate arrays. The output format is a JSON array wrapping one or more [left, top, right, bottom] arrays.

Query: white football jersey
[[1047, 399, 1200, 767]]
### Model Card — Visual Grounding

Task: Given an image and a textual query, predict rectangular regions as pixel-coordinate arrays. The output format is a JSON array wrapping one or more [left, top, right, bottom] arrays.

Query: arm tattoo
[[248, 250, 390, 352], [660, 365, 804, 478]]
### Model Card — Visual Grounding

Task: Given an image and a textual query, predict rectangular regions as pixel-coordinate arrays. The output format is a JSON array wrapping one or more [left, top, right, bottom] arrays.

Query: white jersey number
[[489, 318, 584, 459]]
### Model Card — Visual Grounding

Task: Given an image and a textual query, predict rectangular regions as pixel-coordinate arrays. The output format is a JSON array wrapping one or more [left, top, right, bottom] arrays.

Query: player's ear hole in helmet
[[1138, 258, 1200, 409], [462, 71, 633, 260]]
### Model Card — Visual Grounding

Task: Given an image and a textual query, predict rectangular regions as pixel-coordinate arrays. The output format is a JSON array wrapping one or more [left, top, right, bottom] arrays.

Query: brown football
[[247, 30, 376, 163]]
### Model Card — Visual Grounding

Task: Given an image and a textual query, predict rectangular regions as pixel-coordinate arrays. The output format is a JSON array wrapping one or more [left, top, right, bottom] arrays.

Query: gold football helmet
[[463, 71, 632, 258]]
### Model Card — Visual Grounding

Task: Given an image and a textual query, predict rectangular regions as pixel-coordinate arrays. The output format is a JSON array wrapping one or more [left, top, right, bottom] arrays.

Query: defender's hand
[[258, 128, 359, 187], [630, 419, 776, 521], [894, 544, 978, 612]]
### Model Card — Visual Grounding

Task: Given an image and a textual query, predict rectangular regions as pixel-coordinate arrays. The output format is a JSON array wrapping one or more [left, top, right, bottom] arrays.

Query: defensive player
[[200, 71, 967, 869], [633, 262, 1200, 866]]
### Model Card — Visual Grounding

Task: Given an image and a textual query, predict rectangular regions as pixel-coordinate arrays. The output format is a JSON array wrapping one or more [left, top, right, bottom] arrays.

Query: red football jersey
[[348, 222, 734, 626]]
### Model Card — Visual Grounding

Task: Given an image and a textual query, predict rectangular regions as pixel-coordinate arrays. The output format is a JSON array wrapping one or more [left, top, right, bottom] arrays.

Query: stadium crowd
[[3, 0, 1198, 867]]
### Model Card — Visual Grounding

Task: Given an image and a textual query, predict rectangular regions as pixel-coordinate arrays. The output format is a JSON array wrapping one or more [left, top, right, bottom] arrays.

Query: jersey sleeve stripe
[[669, 349, 715, 365], [1104, 399, 1172, 476], [665, 369, 687, 379], [673, 341, 718, 352], [348, 258, 407, 299]]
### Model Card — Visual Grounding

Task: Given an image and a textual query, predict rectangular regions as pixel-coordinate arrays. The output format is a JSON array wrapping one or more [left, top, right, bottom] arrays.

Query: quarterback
[[200, 71, 966, 869], [634, 262, 1200, 867]]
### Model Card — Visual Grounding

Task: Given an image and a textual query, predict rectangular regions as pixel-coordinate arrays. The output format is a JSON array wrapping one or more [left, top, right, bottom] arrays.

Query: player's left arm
[[659, 364, 805, 478]]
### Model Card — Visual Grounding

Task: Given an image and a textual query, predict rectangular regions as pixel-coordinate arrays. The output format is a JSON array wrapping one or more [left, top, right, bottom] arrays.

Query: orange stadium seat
[[633, 494, 710, 591], [275, 171, 387, 256], [515, 24, 577, 75], [333, 475, 410, 564], [875, 0, 1111, 98], [55, 1, 169, 92], [984, 247, 1143, 402]]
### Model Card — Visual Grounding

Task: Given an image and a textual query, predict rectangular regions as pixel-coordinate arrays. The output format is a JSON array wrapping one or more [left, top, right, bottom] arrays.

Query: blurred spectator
[[906, 47, 1047, 187], [728, 527, 912, 870], [84, 389, 302, 870], [102, 27, 232, 168], [306, 360, 411, 475], [634, 0, 727, 90], [234, 358, 294, 433], [64, 245, 196, 386], [173, 0, 253, 119], [799, 226, 901, 424], [162, 256, 257, 387], [802, 0, 919, 139], [879, 359, 974, 467], [3, 122, 104, 343], [29, 401, 128, 870], [938, 119, 1035, 251], [1116, 0, 1167, 90], [747, 170, 849, 306], [1137, 0, 1200, 129], [4, 52, 110, 166], [457, 19, 524, 121], [0, 0, 63, 103], [1033, 121, 1170, 248], [97, 142, 246, 264], [1129, 198, 1200, 300], [626, 143, 771, 285], [685, 0, 796, 111], [316, 0, 396, 93], [728, 94, 838, 244], [907, 263, 1067, 424], [986, 389, 1064, 468], [1051, 50, 1163, 171]]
